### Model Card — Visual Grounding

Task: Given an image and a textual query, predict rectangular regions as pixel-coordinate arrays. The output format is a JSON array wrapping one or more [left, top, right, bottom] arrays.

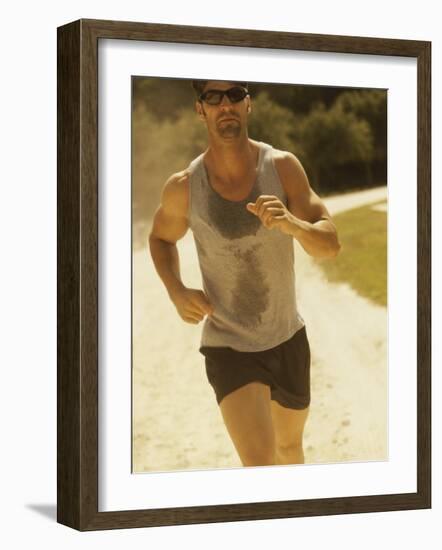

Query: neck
[[205, 136, 258, 181]]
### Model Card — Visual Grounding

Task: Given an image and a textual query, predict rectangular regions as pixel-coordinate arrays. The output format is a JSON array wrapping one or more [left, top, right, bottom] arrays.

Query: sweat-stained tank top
[[187, 140, 305, 352]]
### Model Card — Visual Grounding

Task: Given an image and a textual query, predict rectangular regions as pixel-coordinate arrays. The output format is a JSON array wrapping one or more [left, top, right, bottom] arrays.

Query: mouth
[[218, 117, 238, 123]]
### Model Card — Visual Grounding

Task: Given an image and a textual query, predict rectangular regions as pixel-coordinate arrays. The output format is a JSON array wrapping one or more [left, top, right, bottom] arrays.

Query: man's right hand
[[170, 287, 214, 324]]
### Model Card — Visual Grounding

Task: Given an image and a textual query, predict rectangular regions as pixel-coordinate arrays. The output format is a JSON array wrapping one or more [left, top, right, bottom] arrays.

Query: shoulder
[[270, 148, 331, 222], [271, 148, 307, 177], [161, 169, 190, 216], [270, 148, 310, 194], [163, 169, 190, 196]]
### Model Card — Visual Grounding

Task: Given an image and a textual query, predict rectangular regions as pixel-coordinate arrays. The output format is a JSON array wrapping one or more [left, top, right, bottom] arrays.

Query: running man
[[149, 80, 341, 467]]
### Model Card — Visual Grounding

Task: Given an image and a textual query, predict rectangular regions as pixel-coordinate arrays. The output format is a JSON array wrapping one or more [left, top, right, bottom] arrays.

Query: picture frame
[[57, 18, 431, 531]]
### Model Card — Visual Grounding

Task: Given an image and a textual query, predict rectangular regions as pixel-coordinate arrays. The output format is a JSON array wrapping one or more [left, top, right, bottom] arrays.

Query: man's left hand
[[246, 195, 298, 235]]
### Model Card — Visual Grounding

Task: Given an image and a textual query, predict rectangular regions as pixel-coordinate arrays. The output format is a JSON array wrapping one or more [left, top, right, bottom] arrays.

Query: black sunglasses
[[199, 86, 249, 106]]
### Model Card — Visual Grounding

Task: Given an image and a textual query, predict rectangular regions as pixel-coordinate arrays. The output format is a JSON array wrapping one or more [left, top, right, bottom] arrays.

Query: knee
[[277, 441, 302, 455], [240, 443, 276, 467], [276, 441, 304, 464]]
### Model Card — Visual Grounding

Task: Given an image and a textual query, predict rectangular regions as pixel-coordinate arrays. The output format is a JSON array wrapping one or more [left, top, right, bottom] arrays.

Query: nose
[[219, 93, 233, 107]]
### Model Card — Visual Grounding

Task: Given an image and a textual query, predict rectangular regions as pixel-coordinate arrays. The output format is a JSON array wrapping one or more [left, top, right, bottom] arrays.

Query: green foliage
[[133, 77, 195, 121], [294, 102, 374, 189], [248, 92, 298, 152], [250, 82, 342, 114], [336, 89, 387, 122], [335, 90, 387, 161]]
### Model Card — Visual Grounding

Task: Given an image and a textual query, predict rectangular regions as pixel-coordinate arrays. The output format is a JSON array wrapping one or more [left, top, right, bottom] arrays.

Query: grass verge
[[316, 202, 387, 307]]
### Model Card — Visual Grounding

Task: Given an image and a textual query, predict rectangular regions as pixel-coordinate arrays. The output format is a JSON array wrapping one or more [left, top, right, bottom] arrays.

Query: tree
[[250, 83, 343, 114], [133, 77, 195, 121], [248, 92, 298, 153], [335, 90, 387, 163], [294, 102, 374, 191]]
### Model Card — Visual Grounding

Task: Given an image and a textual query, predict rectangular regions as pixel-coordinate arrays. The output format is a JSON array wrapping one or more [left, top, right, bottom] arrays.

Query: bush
[[248, 92, 298, 153], [293, 102, 374, 191], [335, 90, 387, 163]]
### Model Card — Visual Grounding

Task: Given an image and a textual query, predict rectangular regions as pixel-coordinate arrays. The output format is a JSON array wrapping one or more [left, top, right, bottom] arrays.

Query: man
[[149, 80, 341, 467]]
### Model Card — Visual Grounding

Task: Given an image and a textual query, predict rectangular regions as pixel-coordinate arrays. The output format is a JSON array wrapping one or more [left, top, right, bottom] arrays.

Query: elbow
[[329, 239, 342, 258], [148, 231, 160, 254], [310, 242, 341, 259], [321, 238, 341, 259], [148, 230, 162, 246], [148, 232, 176, 252]]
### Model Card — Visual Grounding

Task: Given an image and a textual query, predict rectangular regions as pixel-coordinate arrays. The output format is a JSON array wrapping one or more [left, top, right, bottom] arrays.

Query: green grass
[[316, 202, 387, 307]]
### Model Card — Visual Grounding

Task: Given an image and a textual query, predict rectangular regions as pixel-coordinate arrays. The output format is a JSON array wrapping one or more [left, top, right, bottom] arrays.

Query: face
[[196, 81, 251, 140]]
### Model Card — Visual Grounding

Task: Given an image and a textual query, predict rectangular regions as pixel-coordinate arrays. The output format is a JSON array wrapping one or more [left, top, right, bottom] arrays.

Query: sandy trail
[[133, 186, 388, 472]]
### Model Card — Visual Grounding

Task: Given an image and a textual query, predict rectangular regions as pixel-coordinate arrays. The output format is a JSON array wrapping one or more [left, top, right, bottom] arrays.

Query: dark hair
[[191, 79, 248, 99]]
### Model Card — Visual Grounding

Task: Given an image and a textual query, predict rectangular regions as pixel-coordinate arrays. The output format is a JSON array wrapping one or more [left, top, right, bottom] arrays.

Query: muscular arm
[[149, 172, 213, 323], [247, 151, 341, 258], [149, 171, 189, 299]]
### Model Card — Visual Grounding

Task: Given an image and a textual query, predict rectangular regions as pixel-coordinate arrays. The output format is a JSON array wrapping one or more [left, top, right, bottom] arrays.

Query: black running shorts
[[199, 325, 311, 410]]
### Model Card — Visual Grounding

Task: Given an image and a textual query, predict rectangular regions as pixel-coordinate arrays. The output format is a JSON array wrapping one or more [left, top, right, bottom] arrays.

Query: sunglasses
[[199, 86, 249, 106]]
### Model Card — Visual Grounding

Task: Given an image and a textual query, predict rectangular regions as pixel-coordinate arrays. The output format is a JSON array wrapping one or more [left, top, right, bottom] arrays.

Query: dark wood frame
[[57, 18, 431, 531]]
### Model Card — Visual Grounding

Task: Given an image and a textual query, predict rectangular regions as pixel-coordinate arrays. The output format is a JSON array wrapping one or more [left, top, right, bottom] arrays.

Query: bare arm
[[246, 152, 341, 258], [149, 172, 189, 298], [149, 172, 213, 323]]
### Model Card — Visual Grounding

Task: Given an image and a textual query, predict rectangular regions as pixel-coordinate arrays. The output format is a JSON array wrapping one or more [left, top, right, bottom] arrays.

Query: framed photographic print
[[57, 18, 431, 531]]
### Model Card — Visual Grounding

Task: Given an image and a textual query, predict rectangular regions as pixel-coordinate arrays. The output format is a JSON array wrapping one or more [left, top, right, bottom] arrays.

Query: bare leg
[[270, 401, 309, 465], [219, 382, 276, 467]]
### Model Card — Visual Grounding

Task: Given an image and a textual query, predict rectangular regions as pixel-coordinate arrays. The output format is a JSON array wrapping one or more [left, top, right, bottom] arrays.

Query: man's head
[[191, 80, 248, 99], [192, 80, 251, 140]]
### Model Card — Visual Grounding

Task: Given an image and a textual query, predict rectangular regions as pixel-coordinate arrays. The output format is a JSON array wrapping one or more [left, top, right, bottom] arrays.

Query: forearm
[[148, 234, 185, 299], [286, 217, 341, 258]]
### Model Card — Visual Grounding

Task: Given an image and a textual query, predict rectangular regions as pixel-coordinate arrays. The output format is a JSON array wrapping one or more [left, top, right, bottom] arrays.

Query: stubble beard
[[216, 119, 241, 139]]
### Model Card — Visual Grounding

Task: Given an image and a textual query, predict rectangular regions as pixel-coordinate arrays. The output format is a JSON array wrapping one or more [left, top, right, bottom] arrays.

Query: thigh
[[219, 381, 275, 465], [270, 326, 311, 410], [270, 400, 310, 448]]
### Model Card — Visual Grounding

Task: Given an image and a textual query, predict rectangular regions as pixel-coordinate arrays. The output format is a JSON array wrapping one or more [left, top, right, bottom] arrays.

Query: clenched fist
[[170, 287, 214, 324], [246, 195, 295, 234]]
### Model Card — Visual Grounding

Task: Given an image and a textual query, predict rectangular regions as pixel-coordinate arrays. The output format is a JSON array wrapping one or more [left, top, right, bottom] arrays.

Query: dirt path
[[133, 186, 388, 472], [325, 185, 387, 216]]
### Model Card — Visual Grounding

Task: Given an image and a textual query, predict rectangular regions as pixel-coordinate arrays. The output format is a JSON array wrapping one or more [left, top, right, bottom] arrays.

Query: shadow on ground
[[25, 504, 57, 522]]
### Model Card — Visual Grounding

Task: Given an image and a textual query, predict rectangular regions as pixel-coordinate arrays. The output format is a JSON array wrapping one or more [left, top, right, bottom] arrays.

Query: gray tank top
[[188, 141, 305, 352]]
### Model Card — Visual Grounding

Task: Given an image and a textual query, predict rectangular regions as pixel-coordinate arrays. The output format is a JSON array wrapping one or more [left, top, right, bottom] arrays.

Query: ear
[[195, 100, 206, 121], [246, 97, 252, 114]]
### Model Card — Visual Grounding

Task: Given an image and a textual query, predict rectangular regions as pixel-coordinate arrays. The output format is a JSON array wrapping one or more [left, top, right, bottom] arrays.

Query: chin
[[217, 127, 241, 139], [218, 134, 241, 141]]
